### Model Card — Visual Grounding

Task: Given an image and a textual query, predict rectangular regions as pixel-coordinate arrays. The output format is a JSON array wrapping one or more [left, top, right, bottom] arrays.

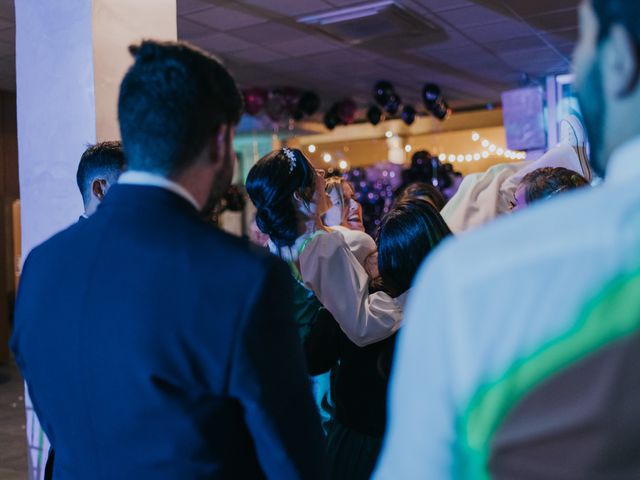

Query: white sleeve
[[373, 249, 457, 479], [299, 232, 404, 347]]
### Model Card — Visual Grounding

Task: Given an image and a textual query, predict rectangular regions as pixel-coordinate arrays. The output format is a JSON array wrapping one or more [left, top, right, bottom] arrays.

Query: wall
[[0, 90, 18, 362]]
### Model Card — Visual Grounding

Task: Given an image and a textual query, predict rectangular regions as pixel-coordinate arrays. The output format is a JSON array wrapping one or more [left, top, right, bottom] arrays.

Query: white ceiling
[[0, 0, 580, 109], [178, 0, 579, 110]]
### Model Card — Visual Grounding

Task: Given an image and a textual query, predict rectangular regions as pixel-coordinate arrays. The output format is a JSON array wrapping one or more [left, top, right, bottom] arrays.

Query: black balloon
[[422, 83, 441, 106], [324, 105, 341, 130], [298, 91, 321, 116], [384, 94, 401, 115], [401, 105, 416, 125], [430, 100, 451, 120], [373, 80, 395, 107], [367, 105, 383, 125], [422, 83, 451, 121]]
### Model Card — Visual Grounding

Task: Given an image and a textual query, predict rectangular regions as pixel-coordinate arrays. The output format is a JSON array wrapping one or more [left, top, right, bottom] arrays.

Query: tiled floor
[[0, 360, 28, 480]]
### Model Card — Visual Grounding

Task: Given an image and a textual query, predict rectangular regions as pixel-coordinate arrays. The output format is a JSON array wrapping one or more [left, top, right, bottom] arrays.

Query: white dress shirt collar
[[607, 135, 640, 185], [118, 171, 201, 210]]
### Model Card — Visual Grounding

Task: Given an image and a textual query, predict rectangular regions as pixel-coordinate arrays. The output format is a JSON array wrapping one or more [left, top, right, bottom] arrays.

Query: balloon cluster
[[324, 99, 358, 130], [243, 87, 320, 123], [400, 150, 462, 200], [242, 81, 452, 128], [344, 163, 403, 235], [422, 84, 451, 121]]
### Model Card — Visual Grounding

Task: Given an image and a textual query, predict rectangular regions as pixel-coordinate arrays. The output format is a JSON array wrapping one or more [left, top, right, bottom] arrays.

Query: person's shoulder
[[333, 227, 376, 248], [431, 183, 624, 282], [194, 221, 280, 272]]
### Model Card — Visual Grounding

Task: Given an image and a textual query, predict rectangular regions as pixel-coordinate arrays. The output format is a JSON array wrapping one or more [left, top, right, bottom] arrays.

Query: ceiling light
[[339, 160, 349, 169], [298, 0, 394, 26], [448, 154, 456, 162], [482, 151, 489, 158], [323, 153, 332, 163], [465, 154, 472, 162], [439, 153, 446, 161], [457, 155, 464, 162], [481, 139, 490, 148], [471, 132, 480, 141], [308, 144, 316, 153], [404, 144, 412, 152], [497, 148, 504, 156], [385, 130, 393, 138], [474, 153, 481, 161], [489, 144, 497, 152]]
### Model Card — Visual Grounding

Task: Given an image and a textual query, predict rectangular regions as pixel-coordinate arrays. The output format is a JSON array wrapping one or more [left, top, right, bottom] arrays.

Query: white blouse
[[299, 230, 406, 347]]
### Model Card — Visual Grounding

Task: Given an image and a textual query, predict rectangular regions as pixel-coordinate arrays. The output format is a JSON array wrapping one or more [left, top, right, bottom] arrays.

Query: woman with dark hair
[[305, 199, 452, 480], [247, 148, 405, 349], [395, 181, 447, 212], [246, 147, 334, 423]]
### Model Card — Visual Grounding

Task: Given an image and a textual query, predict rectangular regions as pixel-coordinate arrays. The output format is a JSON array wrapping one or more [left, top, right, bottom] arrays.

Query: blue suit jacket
[[11, 185, 326, 479]]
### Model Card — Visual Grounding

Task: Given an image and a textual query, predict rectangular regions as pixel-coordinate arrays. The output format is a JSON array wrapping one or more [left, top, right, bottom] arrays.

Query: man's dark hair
[[76, 141, 125, 206], [118, 40, 243, 176], [592, 0, 640, 47]]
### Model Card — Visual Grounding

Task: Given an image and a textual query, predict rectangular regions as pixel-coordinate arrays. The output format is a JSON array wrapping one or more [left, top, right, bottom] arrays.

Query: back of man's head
[[118, 40, 243, 177], [76, 141, 125, 209]]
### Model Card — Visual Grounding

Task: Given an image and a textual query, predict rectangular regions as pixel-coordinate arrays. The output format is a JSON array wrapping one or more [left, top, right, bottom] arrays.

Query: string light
[[470, 132, 526, 161]]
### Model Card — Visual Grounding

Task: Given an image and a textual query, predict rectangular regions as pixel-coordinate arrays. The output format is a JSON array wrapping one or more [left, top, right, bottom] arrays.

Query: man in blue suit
[[11, 40, 326, 479]]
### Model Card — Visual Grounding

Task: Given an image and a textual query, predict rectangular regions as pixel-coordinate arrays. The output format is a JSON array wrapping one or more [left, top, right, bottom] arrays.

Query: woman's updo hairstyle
[[246, 148, 316, 248]]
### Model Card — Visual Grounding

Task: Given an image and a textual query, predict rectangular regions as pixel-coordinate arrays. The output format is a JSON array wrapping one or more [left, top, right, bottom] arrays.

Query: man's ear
[[92, 179, 107, 201], [606, 24, 640, 97], [210, 124, 229, 165]]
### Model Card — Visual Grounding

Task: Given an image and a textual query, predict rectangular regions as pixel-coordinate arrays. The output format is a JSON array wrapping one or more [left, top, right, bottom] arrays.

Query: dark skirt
[[326, 419, 383, 480]]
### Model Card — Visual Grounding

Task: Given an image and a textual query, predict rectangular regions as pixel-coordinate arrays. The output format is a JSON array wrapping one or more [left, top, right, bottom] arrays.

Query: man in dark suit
[[11, 40, 326, 479], [76, 141, 126, 219]]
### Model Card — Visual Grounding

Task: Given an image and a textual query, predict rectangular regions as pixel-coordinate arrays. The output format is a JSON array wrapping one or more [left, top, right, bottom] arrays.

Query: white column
[[15, 1, 176, 478]]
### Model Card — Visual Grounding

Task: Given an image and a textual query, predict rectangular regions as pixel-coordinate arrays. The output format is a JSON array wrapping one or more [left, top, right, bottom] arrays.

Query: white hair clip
[[283, 147, 296, 173]]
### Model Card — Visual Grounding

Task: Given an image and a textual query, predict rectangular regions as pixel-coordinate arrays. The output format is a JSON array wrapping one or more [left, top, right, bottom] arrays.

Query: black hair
[[396, 182, 447, 211], [592, 0, 640, 47], [76, 141, 125, 206], [118, 40, 243, 177], [246, 148, 316, 248], [377, 199, 452, 297]]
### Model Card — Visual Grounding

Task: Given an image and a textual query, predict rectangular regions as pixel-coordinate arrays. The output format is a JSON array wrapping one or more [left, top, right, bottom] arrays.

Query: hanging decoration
[[367, 105, 383, 125], [243, 87, 268, 116], [422, 83, 451, 121], [401, 105, 416, 125], [298, 91, 321, 116]]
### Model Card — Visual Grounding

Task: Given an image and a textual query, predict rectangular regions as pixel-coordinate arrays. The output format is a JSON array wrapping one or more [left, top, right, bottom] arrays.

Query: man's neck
[[118, 171, 201, 210]]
